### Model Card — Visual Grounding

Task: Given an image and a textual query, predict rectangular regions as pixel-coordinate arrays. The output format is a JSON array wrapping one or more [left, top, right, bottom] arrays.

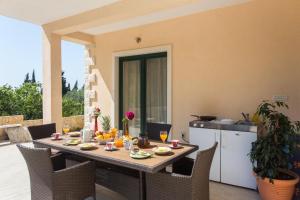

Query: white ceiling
[[0, 0, 119, 25], [83, 0, 250, 35], [0, 0, 250, 35]]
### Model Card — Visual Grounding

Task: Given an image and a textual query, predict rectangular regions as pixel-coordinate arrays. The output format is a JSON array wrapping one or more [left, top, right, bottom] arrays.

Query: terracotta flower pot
[[254, 170, 299, 200]]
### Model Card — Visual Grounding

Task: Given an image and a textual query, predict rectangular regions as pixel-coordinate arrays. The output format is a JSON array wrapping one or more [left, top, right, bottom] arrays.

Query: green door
[[119, 52, 167, 136]]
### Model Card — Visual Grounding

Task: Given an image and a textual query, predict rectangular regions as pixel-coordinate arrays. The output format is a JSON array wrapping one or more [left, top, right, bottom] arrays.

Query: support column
[[84, 44, 96, 128], [42, 31, 63, 132]]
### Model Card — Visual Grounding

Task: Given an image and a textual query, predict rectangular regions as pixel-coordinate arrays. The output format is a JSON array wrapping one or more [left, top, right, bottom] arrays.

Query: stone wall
[[0, 115, 23, 140], [63, 115, 84, 131], [0, 115, 84, 141], [22, 119, 43, 127]]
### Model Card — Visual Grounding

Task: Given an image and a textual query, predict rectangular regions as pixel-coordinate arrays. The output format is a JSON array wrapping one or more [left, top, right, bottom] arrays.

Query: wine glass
[[63, 125, 70, 135], [160, 131, 168, 143]]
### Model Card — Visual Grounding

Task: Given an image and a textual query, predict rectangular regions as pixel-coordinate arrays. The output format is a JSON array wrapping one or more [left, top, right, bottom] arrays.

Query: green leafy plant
[[101, 115, 111, 132], [62, 89, 84, 117], [0, 85, 18, 116], [250, 101, 300, 181], [15, 83, 43, 120]]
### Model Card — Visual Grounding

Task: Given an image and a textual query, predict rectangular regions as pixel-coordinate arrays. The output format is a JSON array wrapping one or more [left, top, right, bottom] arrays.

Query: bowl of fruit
[[95, 132, 114, 145]]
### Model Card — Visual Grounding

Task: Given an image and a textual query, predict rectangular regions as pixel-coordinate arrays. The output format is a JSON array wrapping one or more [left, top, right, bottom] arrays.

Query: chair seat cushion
[[6, 126, 32, 143]]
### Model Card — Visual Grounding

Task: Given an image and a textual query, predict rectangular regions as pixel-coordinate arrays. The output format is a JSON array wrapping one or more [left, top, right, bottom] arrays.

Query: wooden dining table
[[33, 136, 198, 200]]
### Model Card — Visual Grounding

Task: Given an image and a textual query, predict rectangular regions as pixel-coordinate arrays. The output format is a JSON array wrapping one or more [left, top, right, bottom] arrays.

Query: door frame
[[112, 45, 172, 129]]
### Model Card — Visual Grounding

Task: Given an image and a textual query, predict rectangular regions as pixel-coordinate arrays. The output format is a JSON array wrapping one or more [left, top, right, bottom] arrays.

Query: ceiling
[[0, 0, 250, 35], [82, 0, 250, 35], [0, 0, 119, 25]]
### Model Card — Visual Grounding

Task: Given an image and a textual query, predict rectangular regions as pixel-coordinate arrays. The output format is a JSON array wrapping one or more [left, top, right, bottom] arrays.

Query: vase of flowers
[[93, 107, 101, 136], [122, 111, 135, 136]]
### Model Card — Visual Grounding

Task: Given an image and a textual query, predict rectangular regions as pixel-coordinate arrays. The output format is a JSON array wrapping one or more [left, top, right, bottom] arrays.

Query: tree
[[0, 85, 18, 116], [62, 71, 70, 96], [72, 81, 78, 91], [63, 87, 84, 117], [24, 73, 30, 83], [15, 83, 43, 120], [63, 96, 84, 117], [31, 70, 36, 83]]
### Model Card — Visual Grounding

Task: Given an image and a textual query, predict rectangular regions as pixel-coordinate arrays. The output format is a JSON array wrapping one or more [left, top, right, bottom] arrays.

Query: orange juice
[[160, 132, 168, 143], [63, 128, 70, 134], [114, 138, 123, 147]]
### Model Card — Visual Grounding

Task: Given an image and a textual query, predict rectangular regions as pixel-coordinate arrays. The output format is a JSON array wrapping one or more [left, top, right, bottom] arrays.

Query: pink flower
[[126, 111, 135, 120]]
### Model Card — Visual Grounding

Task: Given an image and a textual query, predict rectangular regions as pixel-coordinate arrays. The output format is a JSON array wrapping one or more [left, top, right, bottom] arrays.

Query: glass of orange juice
[[160, 131, 168, 143], [63, 125, 70, 135], [114, 137, 123, 148]]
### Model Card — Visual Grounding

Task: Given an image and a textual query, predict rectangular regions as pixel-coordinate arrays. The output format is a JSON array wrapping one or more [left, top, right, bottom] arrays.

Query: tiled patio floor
[[0, 144, 260, 200]]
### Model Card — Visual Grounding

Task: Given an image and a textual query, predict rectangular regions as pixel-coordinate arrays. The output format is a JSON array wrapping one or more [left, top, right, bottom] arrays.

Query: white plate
[[69, 132, 80, 137], [130, 151, 152, 159], [168, 144, 183, 149], [79, 143, 97, 150], [152, 147, 172, 155], [64, 139, 81, 145]]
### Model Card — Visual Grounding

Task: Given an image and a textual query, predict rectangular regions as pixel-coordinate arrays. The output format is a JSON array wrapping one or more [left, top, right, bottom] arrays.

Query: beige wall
[[93, 0, 300, 139]]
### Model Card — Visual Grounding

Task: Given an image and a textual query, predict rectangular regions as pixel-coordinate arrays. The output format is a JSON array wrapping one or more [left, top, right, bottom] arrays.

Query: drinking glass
[[160, 131, 168, 143], [63, 125, 70, 135]]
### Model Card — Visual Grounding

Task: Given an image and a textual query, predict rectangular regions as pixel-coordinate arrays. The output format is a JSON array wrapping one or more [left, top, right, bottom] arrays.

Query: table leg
[[139, 171, 147, 200]]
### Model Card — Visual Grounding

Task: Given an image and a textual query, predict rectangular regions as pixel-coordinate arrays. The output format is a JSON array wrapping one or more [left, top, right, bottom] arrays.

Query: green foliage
[[101, 115, 111, 132], [72, 81, 78, 91], [62, 71, 71, 96], [250, 101, 300, 181], [15, 83, 43, 120], [0, 80, 84, 119], [31, 70, 36, 83], [0, 85, 18, 116], [24, 70, 36, 84], [62, 89, 84, 117], [24, 73, 30, 83]]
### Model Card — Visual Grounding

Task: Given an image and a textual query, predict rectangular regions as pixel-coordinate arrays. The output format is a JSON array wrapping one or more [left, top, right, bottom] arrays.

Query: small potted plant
[[250, 101, 300, 200]]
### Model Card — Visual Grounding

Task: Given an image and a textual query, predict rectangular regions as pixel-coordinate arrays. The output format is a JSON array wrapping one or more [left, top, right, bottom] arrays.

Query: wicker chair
[[27, 123, 56, 140], [146, 142, 218, 200], [17, 144, 95, 200], [146, 122, 172, 141]]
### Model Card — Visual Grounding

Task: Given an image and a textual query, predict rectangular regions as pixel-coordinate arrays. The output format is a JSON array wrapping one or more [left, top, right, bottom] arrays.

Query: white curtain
[[146, 57, 167, 123], [123, 60, 141, 136]]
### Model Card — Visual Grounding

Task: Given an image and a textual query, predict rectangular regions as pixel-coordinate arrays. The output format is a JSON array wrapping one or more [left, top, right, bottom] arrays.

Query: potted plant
[[250, 101, 300, 200]]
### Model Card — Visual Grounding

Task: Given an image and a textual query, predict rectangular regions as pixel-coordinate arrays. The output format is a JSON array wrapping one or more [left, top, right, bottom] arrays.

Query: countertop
[[189, 120, 257, 133]]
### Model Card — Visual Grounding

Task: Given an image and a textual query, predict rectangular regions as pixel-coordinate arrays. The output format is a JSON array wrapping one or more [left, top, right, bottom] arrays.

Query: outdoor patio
[[0, 0, 299, 200], [0, 143, 259, 200]]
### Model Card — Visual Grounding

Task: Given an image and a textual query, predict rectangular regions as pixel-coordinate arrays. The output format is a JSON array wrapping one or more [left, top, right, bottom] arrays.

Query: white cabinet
[[188, 127, 221, 182], [189, 127, 257, 189], [221, 130, 257, 189]]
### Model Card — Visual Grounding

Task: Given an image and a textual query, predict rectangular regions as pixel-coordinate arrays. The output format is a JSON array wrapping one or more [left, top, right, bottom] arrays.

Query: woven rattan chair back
[[146, 122, 172, 141], [191, 142, 218, 200], [17, 144, 54, 199], [28, 123, 56, 140]]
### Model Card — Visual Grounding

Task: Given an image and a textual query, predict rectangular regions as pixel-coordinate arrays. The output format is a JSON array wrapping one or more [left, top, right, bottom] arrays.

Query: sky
[[0, 15, 85, 88]]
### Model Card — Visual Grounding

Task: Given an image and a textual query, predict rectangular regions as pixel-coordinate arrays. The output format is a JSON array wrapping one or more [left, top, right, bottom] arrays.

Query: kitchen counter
[[189, 120, 257, 133]]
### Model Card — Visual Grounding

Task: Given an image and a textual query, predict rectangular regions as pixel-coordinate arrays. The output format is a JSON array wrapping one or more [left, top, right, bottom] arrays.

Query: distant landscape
[[0, 70, 84, 119]]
